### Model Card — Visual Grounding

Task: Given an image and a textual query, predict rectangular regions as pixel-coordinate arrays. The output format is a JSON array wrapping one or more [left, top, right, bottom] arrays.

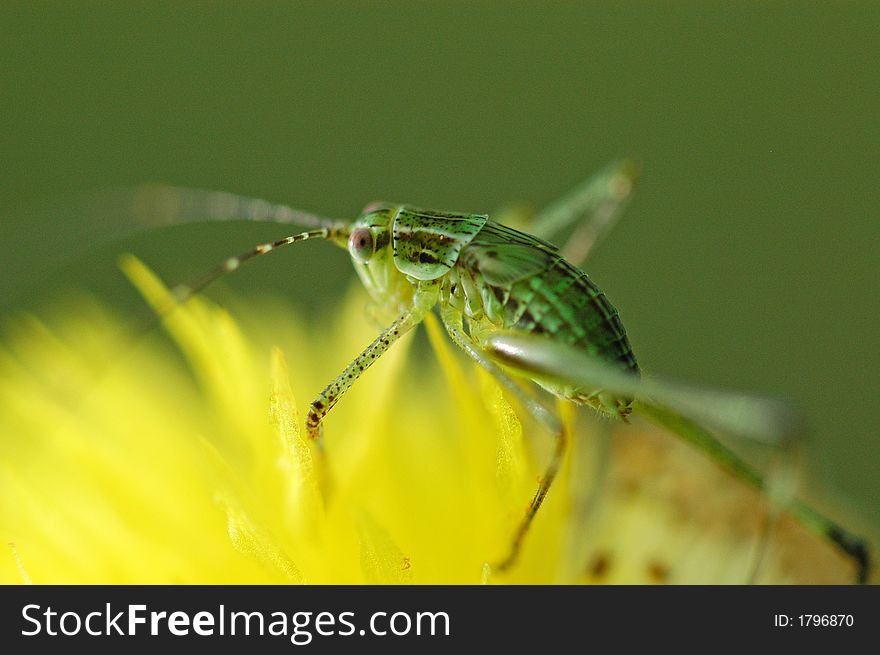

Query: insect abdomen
[[499, 258, 639, 374]]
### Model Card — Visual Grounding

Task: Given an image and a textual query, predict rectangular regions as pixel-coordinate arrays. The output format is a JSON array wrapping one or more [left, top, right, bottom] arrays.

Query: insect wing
[[461, 220, 559, 286]]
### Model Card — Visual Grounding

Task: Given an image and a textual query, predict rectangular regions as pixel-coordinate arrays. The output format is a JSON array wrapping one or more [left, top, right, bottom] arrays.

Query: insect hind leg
[[438, 306, 567, 573], [483, 332, 874, 582], [501, 422, 568, 572], [636, 401, 872, 583], [530, 159, 639, 266]]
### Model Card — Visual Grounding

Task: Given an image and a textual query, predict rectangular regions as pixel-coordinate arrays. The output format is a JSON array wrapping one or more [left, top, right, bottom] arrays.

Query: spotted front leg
[[305, 281, 440, 444]]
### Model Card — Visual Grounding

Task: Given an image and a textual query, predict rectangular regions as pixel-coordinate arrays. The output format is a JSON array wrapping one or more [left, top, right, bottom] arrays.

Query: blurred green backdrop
[[1, 2, 878, 524]]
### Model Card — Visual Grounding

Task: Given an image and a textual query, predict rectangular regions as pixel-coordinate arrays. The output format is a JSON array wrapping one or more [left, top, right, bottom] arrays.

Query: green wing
[[460, 219, 561, 286]]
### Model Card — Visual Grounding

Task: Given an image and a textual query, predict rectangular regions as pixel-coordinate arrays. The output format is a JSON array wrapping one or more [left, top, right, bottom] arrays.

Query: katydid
[[124, 163, 868, 583]]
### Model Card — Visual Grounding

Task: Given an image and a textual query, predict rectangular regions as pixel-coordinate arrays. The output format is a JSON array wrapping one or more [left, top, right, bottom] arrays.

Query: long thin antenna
[[127, 227, 344, 345], [1, 185, 347, 312], [160, 227, 344, 315], [128, 184, 344, 231]]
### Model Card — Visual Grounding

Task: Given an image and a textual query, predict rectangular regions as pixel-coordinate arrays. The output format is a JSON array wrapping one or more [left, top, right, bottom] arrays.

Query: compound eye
[[348, 227, 375, 263]]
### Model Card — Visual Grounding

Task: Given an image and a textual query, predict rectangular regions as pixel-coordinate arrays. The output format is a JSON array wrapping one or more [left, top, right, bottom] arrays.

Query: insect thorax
[[349, 203, 490, 315]]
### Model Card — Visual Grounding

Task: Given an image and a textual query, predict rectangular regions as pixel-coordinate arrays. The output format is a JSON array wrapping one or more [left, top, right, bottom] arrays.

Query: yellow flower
[[0, 256, 869, 584]]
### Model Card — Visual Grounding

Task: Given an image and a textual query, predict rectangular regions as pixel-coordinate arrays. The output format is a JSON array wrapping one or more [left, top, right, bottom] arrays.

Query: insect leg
[[305, 282, 440, 444], [530, 159, 639, 265], [485, 332, 870, 584], [438, 305, 565, 572], [638, 403, 869, 584]]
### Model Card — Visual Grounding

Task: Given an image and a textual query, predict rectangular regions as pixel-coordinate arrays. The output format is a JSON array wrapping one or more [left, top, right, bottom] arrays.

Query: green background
[[2, 2, 878, 524]]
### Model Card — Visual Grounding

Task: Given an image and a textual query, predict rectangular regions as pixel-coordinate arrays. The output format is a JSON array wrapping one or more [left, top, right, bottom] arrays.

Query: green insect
[[127, 162, 868, 583]]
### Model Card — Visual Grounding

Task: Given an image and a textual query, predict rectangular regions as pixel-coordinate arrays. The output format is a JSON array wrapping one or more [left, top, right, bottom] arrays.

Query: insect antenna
[[70, 219, 348, 411], [127, 184, 345, 231], [35, 224, 348, 434], [9, 197, 350, 489], [2, 185, 347, 313], [99, 187, 351, 351], [126, 224, 347, 346]]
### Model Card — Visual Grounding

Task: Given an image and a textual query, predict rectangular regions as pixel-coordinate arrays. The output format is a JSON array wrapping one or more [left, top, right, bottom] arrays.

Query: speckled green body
[[343, 203, 638, 414]]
